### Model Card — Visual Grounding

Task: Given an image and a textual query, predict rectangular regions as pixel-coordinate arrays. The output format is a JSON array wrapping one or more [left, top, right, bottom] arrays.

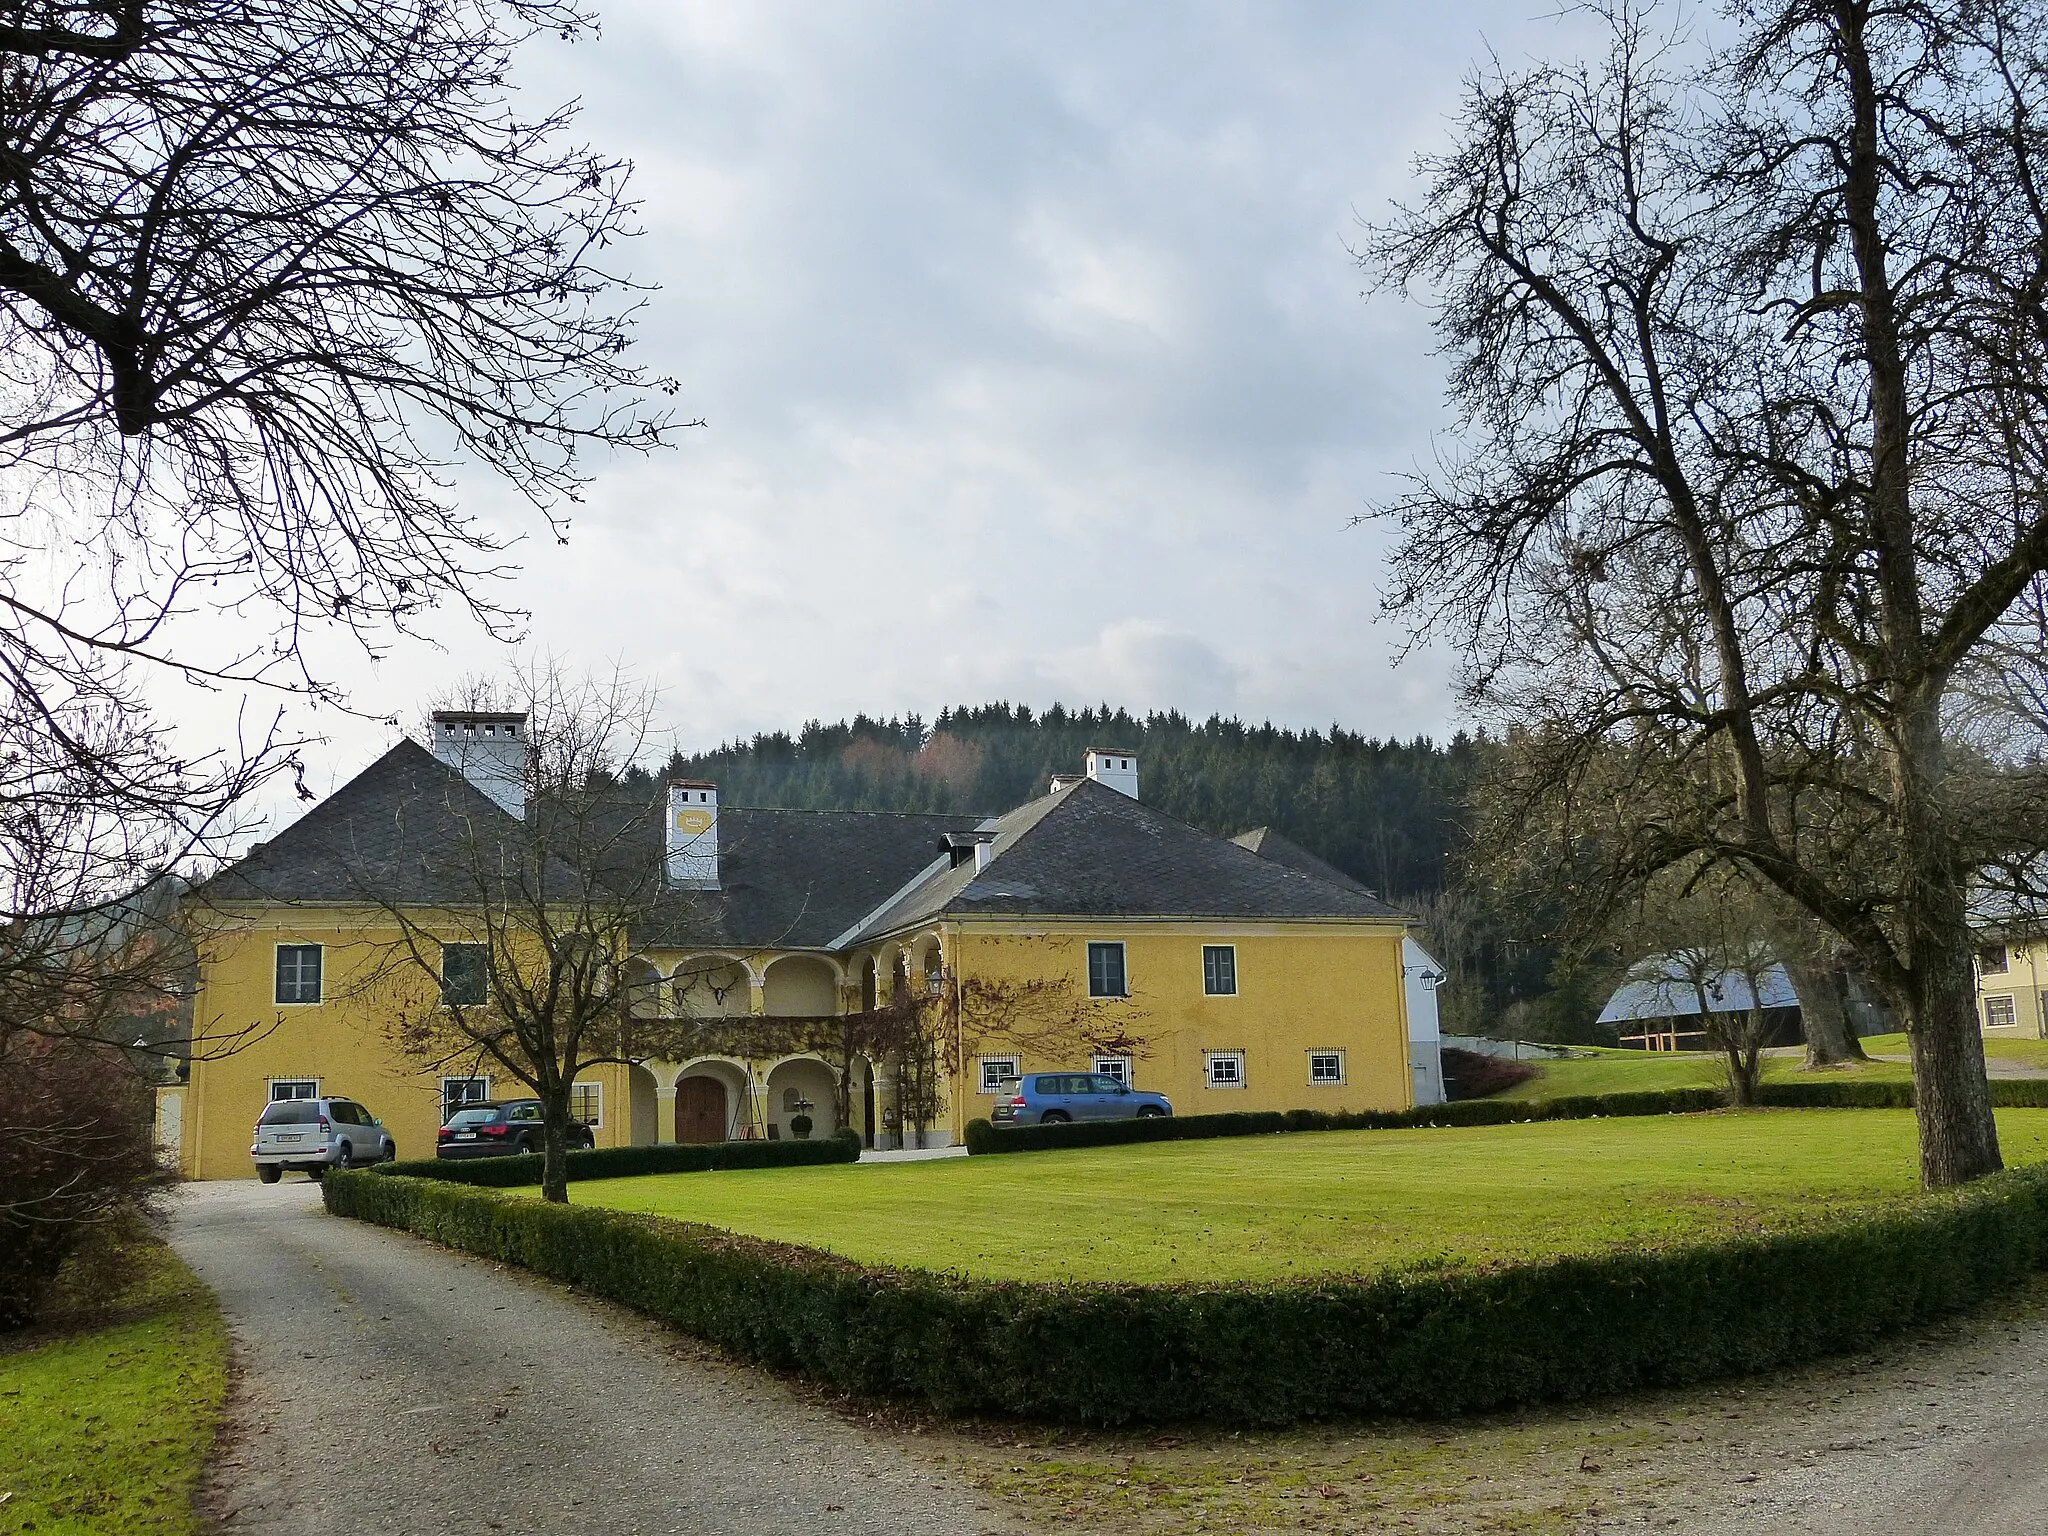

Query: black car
[[435, 1099, 596, 1159]]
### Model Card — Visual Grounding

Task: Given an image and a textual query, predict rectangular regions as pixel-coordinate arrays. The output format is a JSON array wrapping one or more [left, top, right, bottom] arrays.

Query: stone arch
[[762, 953, 838, 1018], [859, 955, 878, 1012], [671, 953, 751, 1018], [765, 1056, 839, 1141]]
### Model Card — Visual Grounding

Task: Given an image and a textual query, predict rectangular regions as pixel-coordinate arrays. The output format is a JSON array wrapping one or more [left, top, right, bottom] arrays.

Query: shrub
[[325, 1161, 2048, 1425], [1755, 1079, 2048, 1110], [377, 1130, 860, 1187], [1441, 1045, 1538, 1100], [0, 1038, 165, 1330], [966, 1087, 1727, 1155]]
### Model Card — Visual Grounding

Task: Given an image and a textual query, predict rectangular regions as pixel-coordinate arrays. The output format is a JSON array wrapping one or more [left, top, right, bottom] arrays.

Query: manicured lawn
[[0, 1233, 227, 1534], [1510, 1050, 1913, 1100], [1862, 1031, 2048, 1067], [559, 1108, 2048, 1284]]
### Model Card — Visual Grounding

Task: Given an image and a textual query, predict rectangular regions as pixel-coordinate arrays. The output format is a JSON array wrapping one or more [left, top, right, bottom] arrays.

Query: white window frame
[[1091, 1054, 1133, 1085], [1202, 944, 1238, 997], [1086, 941, 1128, 998], [1204, 1051, 1246, 1089], [268, 1078, 319, 1101], [1980, 944, 2011, 976], [978, 1056, 1021, 1094], [273, 943, 323, 1005], [1986, 994, 2019, 1029], [440, 1076, 490, 1121], [1307, 1049, 1346, 1086], [568, 1080, 603, 1128]]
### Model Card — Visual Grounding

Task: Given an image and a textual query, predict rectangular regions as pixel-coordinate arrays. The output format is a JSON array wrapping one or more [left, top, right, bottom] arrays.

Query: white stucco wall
[[1404, 937, 1447, 1106]]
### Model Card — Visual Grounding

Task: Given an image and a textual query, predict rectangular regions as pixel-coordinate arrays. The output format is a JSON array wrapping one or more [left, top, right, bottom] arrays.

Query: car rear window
[[445, 1107, 498, 1128], [259, 1101, 317, 1125]]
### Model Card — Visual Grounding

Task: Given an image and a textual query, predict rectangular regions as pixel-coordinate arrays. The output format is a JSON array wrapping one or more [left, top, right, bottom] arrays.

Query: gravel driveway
[[167, 1180, 1020, 1536]]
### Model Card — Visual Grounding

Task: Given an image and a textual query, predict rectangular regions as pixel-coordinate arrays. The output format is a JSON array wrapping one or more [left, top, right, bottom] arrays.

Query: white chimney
[[432, 711, 528, 817], [975, 839, 994, 873], [1049, 772, 1084, 794], [1084, 747, 1139, 799], [667, 781, 720, 889]]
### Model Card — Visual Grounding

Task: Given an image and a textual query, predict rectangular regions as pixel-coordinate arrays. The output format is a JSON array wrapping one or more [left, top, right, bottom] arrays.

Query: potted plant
[[789, 1097, 814, 1140]]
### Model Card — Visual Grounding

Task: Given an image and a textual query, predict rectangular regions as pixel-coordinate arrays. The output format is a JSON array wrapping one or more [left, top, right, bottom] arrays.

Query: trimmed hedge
[[1756, 1078, 2048, 1110], [962, 1077, 2048, 1155], [324, 1159, 2048, 1425], [376, 1127, 861, 1187], [964, 1086, 1727, 1155]]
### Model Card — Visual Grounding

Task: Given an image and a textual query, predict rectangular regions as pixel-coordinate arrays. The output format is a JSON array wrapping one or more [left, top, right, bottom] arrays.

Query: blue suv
[[991, 1072, 1172, 1126]]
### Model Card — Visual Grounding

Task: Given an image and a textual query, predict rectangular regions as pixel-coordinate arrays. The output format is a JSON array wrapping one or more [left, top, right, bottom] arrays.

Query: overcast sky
[[186, 1, 1604, 809]]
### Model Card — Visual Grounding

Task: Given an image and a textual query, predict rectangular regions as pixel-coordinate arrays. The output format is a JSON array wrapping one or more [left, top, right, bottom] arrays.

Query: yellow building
[[170, 722, 1416, 1177], [1976, 931, 2047, 1038]]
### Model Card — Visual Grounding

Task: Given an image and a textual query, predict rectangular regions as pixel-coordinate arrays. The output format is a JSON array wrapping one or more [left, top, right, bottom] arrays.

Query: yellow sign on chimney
[[675, 808, 713, 834]]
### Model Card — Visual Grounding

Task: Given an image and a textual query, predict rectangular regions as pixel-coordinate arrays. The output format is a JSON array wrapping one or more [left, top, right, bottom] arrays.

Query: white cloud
[[140, 1, 1599, 828]]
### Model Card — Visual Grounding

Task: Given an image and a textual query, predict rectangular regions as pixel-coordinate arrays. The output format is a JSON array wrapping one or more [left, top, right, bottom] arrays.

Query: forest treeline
[[641, 703, 1600, 1040]]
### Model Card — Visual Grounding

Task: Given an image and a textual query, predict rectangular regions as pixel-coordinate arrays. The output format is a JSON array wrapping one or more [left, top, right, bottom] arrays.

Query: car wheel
[[306, 1164, 325, 1180], [257, 1165, 281, 1184], [1136, 1106, 1166, 1118], [514, 1135, 536, 1155], [333, 1142, 354, 1170], [1040, 1110, 1071, 1125], [382, 1140, 396, 1162]]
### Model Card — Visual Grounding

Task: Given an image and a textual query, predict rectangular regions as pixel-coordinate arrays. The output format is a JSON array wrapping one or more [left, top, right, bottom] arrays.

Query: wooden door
[[674, 1077, 726, 1143]]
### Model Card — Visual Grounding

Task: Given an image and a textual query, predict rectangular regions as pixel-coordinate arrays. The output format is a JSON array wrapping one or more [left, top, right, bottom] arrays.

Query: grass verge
[[0, 1225, 227, 1535], [1510, 1051, 1919, 1101]]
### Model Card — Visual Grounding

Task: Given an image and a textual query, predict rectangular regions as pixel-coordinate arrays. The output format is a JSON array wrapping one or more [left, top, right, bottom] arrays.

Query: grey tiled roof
[[845, 778, 1406, 941], [1230, 826, 1378, 897], [196, 740, 587, 907], [199, 744, 1404, 947], [632, 806, 989, 951]]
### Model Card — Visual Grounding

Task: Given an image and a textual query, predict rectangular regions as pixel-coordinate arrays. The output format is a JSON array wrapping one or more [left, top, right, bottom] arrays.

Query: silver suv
[[250, 1097, 396, 1182]]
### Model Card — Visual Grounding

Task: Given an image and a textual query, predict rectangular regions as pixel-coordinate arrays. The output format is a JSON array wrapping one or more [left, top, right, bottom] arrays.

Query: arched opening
[[860, 956, 878, 1012], [762, 954, 838, 1018], [673, 1060, 750, 1142], [917, 936, 944, 997], [627, 1063, 659, 1145], [673, 955, 751, 1018], [624, 957, 665, 1019], [764, 1057, 838, 1141]]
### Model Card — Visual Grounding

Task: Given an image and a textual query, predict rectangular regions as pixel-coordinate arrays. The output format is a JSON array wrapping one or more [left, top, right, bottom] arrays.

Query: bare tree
[[357, 667, 685, 1202], [1364, 1, 2048, 1185], [1613, 868, 1787, 1104], [0, 0, 686, 976]]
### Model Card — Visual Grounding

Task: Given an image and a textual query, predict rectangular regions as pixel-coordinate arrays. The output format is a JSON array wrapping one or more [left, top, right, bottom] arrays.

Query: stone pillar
[[655, 1085, 676, 1144]]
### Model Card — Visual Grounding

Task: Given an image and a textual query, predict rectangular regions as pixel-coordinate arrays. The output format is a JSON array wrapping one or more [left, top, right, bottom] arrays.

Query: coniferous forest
[[643, 704, 1605, 1041]]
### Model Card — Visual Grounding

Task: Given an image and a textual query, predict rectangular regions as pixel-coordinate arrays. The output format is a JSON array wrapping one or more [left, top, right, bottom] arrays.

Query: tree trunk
[[539, 1089, 571, 1204], [1781, 951, 1860, 1067], [1906, 939, 2001, 1189]]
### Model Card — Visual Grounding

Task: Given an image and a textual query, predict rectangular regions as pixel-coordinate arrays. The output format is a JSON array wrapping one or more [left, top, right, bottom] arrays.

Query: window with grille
[[1092, 1055, 1132, 1084], [1986, 995, 2019, 1029], [978, 1056, 1021, 1094], [440, 942, 489, 1006], [274, 945, 322, 1004], [268, 1078, 318, 1101], [1202, 945, 1237, 995], [1087, 942, 1127, 998], [1308, 1050, 1345, 1085], [1205, 1051, 1245, 1089]]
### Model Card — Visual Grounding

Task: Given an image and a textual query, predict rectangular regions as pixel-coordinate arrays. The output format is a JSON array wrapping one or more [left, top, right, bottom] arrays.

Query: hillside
[[646, 703, 1483, 905]]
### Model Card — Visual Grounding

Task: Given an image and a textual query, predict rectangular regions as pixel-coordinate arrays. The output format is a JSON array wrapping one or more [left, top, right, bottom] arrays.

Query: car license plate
[[456, 1132, 477, 1140], [279, 1133, 304, 1143]]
